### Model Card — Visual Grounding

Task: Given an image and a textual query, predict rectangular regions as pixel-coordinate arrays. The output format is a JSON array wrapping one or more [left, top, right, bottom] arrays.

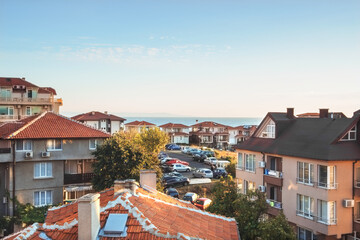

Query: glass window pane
[[16, 140, 23, 150], [41, 191, 45, 205], [35, 163, 40, 177], [46, 191, 52, 205], [24, 140, 32, 150], [47, 163, 52, 177], [55, 140, 62, 149], [34, 192, 39, 206], [319, 165, 328, 186]]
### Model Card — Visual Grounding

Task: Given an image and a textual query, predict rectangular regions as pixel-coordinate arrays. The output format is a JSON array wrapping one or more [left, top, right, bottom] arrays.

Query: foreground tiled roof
[[5, 186, 239, 240], [125, 121, 156, 126], [159, 123, 189, 129], [0, 112, 110, 139], [72, 111, 126, 122]]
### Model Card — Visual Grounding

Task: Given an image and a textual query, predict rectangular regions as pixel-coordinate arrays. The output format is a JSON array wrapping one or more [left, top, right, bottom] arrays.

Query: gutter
[[11, 140, 16, 217], [353, 160, 359, 235]]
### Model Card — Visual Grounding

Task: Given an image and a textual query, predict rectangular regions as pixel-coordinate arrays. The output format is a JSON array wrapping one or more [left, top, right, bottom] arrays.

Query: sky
[[0, 0, 359, 118]]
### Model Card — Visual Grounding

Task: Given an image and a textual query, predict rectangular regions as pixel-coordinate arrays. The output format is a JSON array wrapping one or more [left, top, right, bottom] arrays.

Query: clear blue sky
[[1, 0, 359, 117]]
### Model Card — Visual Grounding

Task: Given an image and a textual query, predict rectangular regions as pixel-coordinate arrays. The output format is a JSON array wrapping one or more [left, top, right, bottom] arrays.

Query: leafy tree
[[15, 203, 49, 225], [259, 212, 296, 240], [136, 127, 169, 154], [225, 162, 236, 178], [92, 130, 166, 191]]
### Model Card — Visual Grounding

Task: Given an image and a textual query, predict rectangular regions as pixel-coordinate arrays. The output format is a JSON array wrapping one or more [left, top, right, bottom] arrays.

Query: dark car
[[167, 144, 181, 150], [193, 152, 207, 162], [163, 177, 190, 188], [165, 188, 179, 198], [183, 192, 199, 203], [213, 168, 228, 179], [161, 164, 174, 173], [164, 172, 184, 178], [202, 150, 215, 157]]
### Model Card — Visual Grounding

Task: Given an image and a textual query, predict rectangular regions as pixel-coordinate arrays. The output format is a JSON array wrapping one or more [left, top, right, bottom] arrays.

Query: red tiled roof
[[0, 77, 38, 88], [0, 112, 110, 139], [125, 121, 156, 126], [159, 123, 189, 128], [72, 111, 126, 122], [38, 87, 57, 95], [191, 121, 229, 128], [7, 185, 239, 240]]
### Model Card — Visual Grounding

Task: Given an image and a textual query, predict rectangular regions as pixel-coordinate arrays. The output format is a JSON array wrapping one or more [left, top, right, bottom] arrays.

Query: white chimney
[[140, 170, 157, 191], [114, 179, 138, 195], [78, 193, 100, 240]]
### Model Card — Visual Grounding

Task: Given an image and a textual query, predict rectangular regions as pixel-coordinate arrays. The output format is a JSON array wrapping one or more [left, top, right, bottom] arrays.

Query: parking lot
[[165, 150, 212, 181]]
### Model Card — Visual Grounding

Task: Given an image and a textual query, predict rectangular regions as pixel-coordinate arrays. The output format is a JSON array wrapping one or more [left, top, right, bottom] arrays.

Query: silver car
[[193, 168, 213, 178]]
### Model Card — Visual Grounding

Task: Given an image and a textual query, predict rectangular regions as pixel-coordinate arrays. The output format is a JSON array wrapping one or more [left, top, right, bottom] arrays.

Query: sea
[[122, 117, 262, 127]]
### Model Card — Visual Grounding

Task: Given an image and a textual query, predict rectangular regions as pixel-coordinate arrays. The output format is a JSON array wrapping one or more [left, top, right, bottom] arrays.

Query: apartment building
[[0, 112, 110, 217], [124, 120, 156, 132], [159, 122, 190, 144], [228, 125, 257, 145], [0, 77, 62, 121], [190, 121, 231, 148], [236, 108, 360, 240], [72, 111, 126, 134]]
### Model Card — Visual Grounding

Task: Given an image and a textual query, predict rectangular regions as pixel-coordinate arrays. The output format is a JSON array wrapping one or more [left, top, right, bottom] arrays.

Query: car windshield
[[196, 200, 204, 205]]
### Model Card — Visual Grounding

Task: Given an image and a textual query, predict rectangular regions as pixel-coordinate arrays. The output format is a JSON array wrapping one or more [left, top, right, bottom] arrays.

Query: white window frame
[[317, 200, 336, 225], [26, 106, 32, 116], [237, 152, 244, 170], [15, 140, 32, 152], [318, 165, 336, 189], [340, 125, 356, 141], [296, 194, 314, 219], [297, 227, 316, 240], [89, 139, 97, 150], [245, 154, 255, 172], [297, 162, 314, 185], [46, 139, 62, 151], [34, 190, 53, 207], [34, 162, 53, 178]]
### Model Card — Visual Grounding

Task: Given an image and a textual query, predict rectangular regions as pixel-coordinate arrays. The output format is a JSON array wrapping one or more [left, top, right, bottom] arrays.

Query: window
[[237, 178, 243, 193], [297, 194, 314, 219], [297, 162, 314, 185], [47, 139, 62, 151], [34, 190, 52, 206], [270, 157, 276, 171], [341, 125, 356, 141], [26, 106, 31, 116], [237, 153, 243, 170], [318, 165, 336, 189], [15, 140, 32, 151], [261, 120, 275, 138], [0, 106, 14, 116], [298, 227, 317, 240], [245, 154, 255, 172], [89, 139, 97, 150], [34, 162, 52, 178], [317, 200, 336, 225]]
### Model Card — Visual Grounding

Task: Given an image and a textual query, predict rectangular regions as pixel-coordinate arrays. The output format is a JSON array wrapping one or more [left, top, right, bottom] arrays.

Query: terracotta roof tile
[[0, 77, 38, 88], [125, 121, 156, 126], [72, 111, 126, 121], [191, 121, 229, 128], [158, 123, 189, 128]]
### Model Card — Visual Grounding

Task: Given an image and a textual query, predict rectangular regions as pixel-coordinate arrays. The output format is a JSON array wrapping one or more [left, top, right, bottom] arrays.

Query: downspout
[[261, 152, 265, 186], [11, 140, 16, 216], [353, 160, 359, 235]]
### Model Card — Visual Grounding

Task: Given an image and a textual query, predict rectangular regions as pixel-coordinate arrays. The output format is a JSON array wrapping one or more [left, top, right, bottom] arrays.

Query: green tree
[[136, 127, 169, 154], [92, 131, 166, 191], [259, 212, 296, 240]]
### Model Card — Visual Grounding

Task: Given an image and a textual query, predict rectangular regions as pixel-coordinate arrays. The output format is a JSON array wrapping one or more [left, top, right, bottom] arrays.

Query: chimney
[[91, 111, 95, 115], [140, 170, 157, 191], [104, 111, 108, 115], [78, 193, 100, 240], [114, 179, 138, 194], [319, 109, 329, 118], [286, 108, 294, 119]]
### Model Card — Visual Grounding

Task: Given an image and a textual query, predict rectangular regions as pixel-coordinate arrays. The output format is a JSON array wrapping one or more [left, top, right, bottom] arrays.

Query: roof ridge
[[3, 223, 40, 240], [7, 112, 47, 139]]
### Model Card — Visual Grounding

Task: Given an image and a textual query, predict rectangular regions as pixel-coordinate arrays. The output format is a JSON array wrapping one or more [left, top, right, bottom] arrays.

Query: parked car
[[161, 157, 176, 164], [181, 146, 191, 153], [165, 159, 189, 166], [183, 192, 199, 203], [163, 177, 190, 187], [212, 168, 228, 179], [194, 198, 212, 210], [164, 172, 183, 178], [161, 164, 174, 173], [172, 164, 191, 172], [193, 152, 207, 163], [193, 168, 213, 178], [167, 144, 181, 150], [165, 188, 179, 198], [204, 157, 218, 166], [188, 149, 201, 155], [158, 152, 168, 159], [202, 150, 215, 157]]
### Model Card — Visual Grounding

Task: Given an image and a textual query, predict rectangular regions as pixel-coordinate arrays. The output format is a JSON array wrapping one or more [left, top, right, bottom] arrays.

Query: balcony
[[64, 173, 94, 185], [355, 215, 360, 232], [266, 199, 282, 216], [0, 97, 61, 105], [264, 169, 283, 186]]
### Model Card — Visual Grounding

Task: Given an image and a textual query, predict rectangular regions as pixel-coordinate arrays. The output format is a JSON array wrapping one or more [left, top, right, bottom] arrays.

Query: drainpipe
[[11, 140, 16, 217], [353, 160, 359, 235], [261, 152, 265, 186]]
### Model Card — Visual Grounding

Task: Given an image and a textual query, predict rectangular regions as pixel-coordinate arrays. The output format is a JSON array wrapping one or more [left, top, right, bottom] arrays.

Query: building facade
[[0, 77, 62, 122], [0, 112, 110, 217], [124, 120, 156, 132], [236, 108, 360, 239], [72, 111, 126, 134], [159, 123, 190, 144]]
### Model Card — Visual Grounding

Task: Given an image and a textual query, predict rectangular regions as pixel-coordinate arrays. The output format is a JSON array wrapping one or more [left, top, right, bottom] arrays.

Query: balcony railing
[[64, 173, 94, 185], [317, 182, 338, 189], [0, 97, 62, 104], [264, 169, 283, 178], [316, 216, 337, 225], [267, 199, 282, 209]]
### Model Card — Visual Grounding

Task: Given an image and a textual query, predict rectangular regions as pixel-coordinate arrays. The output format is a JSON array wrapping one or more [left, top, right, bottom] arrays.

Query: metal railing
[[64, 173, 94, 185], [266, 199, 282, 209], [264, 169, 283, 178], [317, 182, 338, 189], [0, 97, 54, 103], [316, 216, 337, 225], [296, 178, 315, 186], [296, 210, 315, 220]]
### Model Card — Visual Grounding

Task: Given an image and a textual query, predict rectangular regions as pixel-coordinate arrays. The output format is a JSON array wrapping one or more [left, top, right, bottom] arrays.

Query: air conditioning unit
[[343, 199, 354, 208], [258, 185, 266, 192], [258, 161, 266, 168], [25, 151, 33, 158], [42, 152, 50, 158]]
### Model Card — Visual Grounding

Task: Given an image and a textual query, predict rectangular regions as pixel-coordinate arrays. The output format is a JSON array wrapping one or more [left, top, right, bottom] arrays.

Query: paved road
[[165, 150, 212, 180]]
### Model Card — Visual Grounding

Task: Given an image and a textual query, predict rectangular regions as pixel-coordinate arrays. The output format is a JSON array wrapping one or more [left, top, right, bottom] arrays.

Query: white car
[[172, 163, 191, 172], [204, 157, 218, 166], [193, 168, 213, 178], [181, 146, 191, 154]]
